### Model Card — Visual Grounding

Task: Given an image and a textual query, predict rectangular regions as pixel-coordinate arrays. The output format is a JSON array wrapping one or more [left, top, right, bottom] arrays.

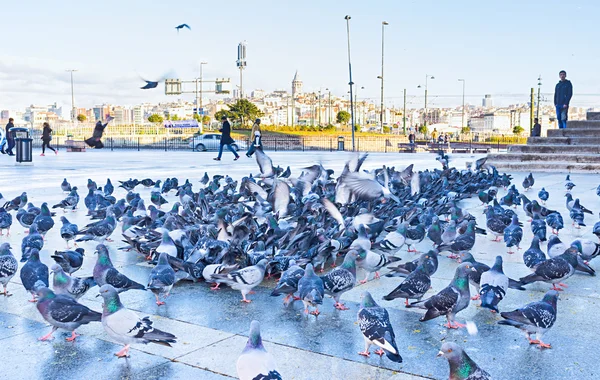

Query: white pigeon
[[211, 259, 268, 302], [237, 320, 282, 380]]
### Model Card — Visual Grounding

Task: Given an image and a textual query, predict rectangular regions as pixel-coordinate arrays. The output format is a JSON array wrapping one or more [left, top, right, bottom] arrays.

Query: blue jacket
[[554, 80, 573, 106]]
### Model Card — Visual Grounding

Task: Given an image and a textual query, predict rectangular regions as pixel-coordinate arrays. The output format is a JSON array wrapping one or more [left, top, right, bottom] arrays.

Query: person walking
[[246, 118, 263, 158], [214, 116, 239, 161], [4, 118, 15, 156], [40, 122, 57, 156], [554, 70, 573, 129], [431, 128, 438, 143], [85, 120, 108, 149], [532, 118, 541, 137]]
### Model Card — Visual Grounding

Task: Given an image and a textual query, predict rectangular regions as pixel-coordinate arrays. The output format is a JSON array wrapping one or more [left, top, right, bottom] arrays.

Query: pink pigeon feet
[[374, 349, 385, 356], [444, 321, 466, 329], [38, 331, 55, 341], [0, 288, 12, 297], [156, 301, 166, 306], [334, 302, 349, 311], [210, 283, 221, 290], [115, 344, 131, 358], [358, 351, 370, 358], [358, 279, 368, 285], [552, 283, 567, 291], [66, 331, 79, 342], [471, 294, 480, 301], [374, 272, 380, 279], [309, 308, 321, 316]]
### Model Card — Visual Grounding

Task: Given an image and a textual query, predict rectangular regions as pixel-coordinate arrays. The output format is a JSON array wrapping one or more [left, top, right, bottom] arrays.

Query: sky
[[1, 0, 598, 111]]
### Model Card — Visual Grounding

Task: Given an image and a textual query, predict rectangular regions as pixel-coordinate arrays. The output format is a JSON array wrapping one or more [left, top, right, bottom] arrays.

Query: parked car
[[189, 133, 247, 152]]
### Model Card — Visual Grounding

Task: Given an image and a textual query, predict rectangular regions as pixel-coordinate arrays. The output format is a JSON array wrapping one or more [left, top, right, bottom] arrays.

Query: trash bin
[[10, 127, 33, 165], [337, 136, 345, 151]]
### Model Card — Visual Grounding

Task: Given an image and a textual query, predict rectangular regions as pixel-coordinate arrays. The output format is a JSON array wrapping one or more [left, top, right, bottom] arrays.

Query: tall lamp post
[[66, 69, 77, 122], [458, 79, 465, 129], [345, 15, 355, 151], [197, 62, 208, 122], [379, 21, 388, 133], [417, 74, 434, 127], [536, 75, 542, 120], [326, 88, 331, 125]]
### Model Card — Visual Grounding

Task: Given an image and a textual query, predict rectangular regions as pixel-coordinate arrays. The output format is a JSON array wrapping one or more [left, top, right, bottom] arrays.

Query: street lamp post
[[380, 21, 388, 133], [197, 62, 208, 126], [537, 75, 542, 120], [417, 74, 434, 127], [345, 15, 356, 151], [66, 69, 77, 122], [326, 88, 331, 125], [458, 79, 465, 129]]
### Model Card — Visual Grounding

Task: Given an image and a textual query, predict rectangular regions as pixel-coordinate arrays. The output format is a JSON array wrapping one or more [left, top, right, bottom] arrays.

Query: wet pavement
[[1, 150, 599, 379]]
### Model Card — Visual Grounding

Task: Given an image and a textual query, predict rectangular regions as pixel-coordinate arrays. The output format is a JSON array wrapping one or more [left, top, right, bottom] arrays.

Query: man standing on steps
[[554, 70, 573, 129]]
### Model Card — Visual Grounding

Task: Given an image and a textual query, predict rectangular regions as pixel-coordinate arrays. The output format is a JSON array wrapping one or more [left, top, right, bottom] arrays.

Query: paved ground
[[1, 150, 599, 380]]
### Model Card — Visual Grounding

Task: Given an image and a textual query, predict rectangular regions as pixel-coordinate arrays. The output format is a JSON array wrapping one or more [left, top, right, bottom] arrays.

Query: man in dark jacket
[[214, 116, 239, 161], [85, 120, 108, 148], [4, 118, 15, 156], [554, 70, 573, 129], [532, 118, 541, 137]]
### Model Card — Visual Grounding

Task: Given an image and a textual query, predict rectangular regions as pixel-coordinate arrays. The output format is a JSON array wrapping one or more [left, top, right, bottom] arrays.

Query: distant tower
[[482, 94, 493, 108], [237, 41, 247, 99], [292, 70, 303, 97]]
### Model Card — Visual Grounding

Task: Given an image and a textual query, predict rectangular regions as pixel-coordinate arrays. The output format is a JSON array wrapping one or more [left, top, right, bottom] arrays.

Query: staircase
[[486, 113, 600, 173]]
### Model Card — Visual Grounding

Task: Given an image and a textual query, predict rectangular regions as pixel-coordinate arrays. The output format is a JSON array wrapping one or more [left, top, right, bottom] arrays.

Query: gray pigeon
[[440, 220, 457, 245], [408, 263, 476, 329], [32, 202, 54, 236], [51, 264, 96, 300], [479, 256, 509, 313], [147, 252, 176, 306], [298, 264, 324, 316], [236, 320, 282, 380], [438, 221, 477, 259], [21, 223, 44, 262], [52, 187, 79, 211], [59, 216, 79, 248], [320, 250, 358, 311], [355, 247, 401, 283], [93, 244, 145, 293], [519, 247, 578, 291], [19, 248, 49, 302], [357, 291, 402, 363], [76, 215, 116, 243], [270, 259, 304, 306], [437, 342, 491, 380], [571, 239, 600, 263], [98, 284, 177, 358], [383, 264, 431, 306], [0, 207, 12, 236], [211, 258, 268, 303], [61, 178, 72, 192], [51, 248, 85, 274], [523, 237, 546, 271], [386, 250, 438, 278], [498, 290, 558, 349], [0, 243, 18, 296], [35, 286, 101, 342]]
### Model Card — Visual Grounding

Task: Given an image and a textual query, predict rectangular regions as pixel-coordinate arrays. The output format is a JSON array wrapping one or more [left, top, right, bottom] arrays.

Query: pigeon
[[408, 263, 476, 329], [523, 237, 546, 270], [504, 215, 523, 254], [594, 220, 600, 241], [484, 207, 508, 242], [538, 187, 549, 204], [320, 250, 358, 310], [438, 220, 477, 259], [3, 192, 27, 211], [519, 247, 578, 291], [386, 250, 438, 278], [51, 264, 96, 300], [52, 187, 79, 211], [355, 247, 401, 284], [546, 212, 564, 235], [374, 223, 406, 252], [547, 235, 566, 258], [440, 220, 457, 245], [93, 244, 146, 293], [565, 193, 592, 214], [479, 256, 509, 313], [341, 171, 399, 203], [76, 215, 116, 242], [175, 23, 191, 32], [297, 264, 324, 316], [383, 264, 431, 306], [565, 175, 575, 192], [61, 178, 72, 192], [35, 286, 101, 342], [0, 207, 12, 236], [97, 284, 177, 358], [0, 243, 18, 296], [21, 223, 44, 262], [155, 229, 178, 259], [236, 320, 282, 380], [427, 216, 444, 246], [51, 248, 85, 274], [569, 199, 586, 228], [104, 178, 114, 196], [437, 342, 491, 380], [16, 208, 36, 230], [270, 260, 304, 306], [404, 223, 426, 252], [357, 291, 403, 363], [19, 248, 49, 302], [59, 216, 79, 248], [498, 290, 558, 349], [477, 190, 494, 205], [522, 173, 533, 191], [211, 258, 268, 303], [151, 187, 168, 209], [531, 214, 547, 242], [141, 178, 156, 188], [84, 188, 97, 213], [147, 252, 176, 306], [571, 239, 600, 263]]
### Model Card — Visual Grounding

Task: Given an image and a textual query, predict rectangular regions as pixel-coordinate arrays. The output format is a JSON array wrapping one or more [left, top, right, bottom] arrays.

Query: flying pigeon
[[175, 23, 191, 33], [498, 290, 558, 349], [93, 244, 146, 293], [52, 248, 85, 274], [36, 286, 101, 342], [211, 258, 268, 303], [98, 284, 177, 358], [357, 291, 402, 363], [0, 243, 18, 296], [437, 342, 491, 380], [297, 264, 324, 316], [270, 259, 304, 306], [320, 250, 358, 310], [383, 264, 431, 306], [20, 248, 49, 302], [236, 320, 282, 380], [407, 263, 476, 329], [479, 256, 509, 313], [147, 252, 176, 306], [51, 264, 96, 300]]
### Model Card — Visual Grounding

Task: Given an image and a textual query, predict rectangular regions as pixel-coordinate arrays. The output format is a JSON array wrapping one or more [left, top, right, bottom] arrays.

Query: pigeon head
[[0, 242, 12, 254], [35, 285, 54, 299], [542, 290, 559, 309], [256, 258, 269, 269], [570, 240, 582, 253], [75, 247, 85, 256], [97, 284, 123, 314], [360, 291, 378, 308], [27, 248, 41, 261], [157, 251, 170, 266], [457, 252, 474, 264], [95, 244, 112, 265], [244, 320, 265, 352], [342, 250, 359, 266], [491, 256, 504, 272], [60, 216, 70, 224], [304, 263, 316, 277], [40, 202, 51, 216], [50, 263, 64, 274], [454, 263, 476, 288], [437, 342, 463, 361]]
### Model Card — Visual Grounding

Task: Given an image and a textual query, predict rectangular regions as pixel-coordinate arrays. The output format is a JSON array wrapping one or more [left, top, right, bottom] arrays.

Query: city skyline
[[1, 0, 597, 110]]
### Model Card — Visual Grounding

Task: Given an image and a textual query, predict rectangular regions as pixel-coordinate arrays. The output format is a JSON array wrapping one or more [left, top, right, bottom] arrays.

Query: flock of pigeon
[[1, 150, 600, 379]]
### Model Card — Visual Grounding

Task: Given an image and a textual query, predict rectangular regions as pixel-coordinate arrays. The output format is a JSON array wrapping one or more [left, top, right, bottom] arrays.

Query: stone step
[[488, 152, 600, 163], [563, 120, 600, 129], [527, 137, 600, 145], [547, 128, 600, 137], [485, 159, 600, 173], [508, 144, 600, 154]]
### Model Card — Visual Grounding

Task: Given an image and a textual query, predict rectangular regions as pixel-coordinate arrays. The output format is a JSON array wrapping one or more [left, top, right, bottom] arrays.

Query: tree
[[336, 110, 351, 125], [202, 115, 211, 125], [169, 114, 180, 121], [513, 125, 524, 135], [76, 114, 87, 122], [418, 125, 428, 135], [214, 109, 234, 122], [383, 126, 391, 134], [226, 99, 264, 127], [460, 126, 471, 134], [148, 114, 164, 123]]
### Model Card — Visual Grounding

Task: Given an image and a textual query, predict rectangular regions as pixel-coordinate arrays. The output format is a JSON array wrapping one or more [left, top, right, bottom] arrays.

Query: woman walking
[[246, 118, 263, 158], [40, 122, 57, 156]]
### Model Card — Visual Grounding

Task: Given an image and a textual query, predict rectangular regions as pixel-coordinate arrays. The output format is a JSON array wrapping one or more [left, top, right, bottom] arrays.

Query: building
[[483, 112, 511, 133], [133, 105, 145, 125], [112, 106, 133, 124], [48, 103, 62, 118], [482, 94, 493, 108], [93, 104, 111, 121], [292, 71, 303, 97], [251, 89, 265, 99]]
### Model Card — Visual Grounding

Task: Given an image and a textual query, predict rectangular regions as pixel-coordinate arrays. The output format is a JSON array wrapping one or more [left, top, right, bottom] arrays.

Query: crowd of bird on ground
[[1, 149, 600, 379]]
